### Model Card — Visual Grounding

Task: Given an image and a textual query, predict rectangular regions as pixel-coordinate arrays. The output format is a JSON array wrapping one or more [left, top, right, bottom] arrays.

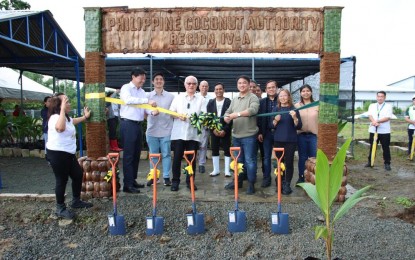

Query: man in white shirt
[[365, 91, 393, 170], [120, 67, 157, 193], [169, 76, 203, 191], [196, 80, 213, 173]]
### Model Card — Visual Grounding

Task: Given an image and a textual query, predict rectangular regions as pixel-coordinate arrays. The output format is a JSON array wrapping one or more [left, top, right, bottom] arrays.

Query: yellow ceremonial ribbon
[[85, 92, 105, 99], [146, 169, 160, 180], [230, 160, 244, 174], [105, 97, 186, 118], [185, 165, 194, 175]]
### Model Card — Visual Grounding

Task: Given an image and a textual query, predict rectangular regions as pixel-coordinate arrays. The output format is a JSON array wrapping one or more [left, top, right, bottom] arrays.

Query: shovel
[[271, 147, 289, 234], [228, 147, 247, 233], [184, 150, 205, 235], [107, 153, 126, 236], [146, 153, 164, 236], [410, 133, 415, 161], [370, 127, 378, 167]]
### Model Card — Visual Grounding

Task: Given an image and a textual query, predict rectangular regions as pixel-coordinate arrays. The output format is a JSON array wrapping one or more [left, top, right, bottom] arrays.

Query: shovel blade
[[186, 213, 205, 235], [228, 210, 247, 233], [108, 214, 126, 236], [271, 212, 289, 234], [146, 216, 164, 236]]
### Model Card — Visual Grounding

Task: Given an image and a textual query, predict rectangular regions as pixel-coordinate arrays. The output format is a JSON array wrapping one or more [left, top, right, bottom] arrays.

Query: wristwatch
[[237, 112, 241, 117]]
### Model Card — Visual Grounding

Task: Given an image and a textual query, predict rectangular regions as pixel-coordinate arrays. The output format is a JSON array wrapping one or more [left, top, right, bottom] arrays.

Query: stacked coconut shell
[[78, 156, 112, 200], [304, 157, 348, 202]]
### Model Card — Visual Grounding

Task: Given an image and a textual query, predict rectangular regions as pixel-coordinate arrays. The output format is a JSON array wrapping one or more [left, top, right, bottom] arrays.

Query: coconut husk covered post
[[82, 8, 111, 199], [318, 7, 342, 160], [306, 8, 346, 200], [84, 7, 107, 159]]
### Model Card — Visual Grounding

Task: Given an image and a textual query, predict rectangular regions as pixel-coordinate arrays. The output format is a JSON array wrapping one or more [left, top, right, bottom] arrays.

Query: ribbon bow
[[189, 112, 223, 134], [230, 160, 244, 174], [146, 169, 160, 181], [104, 171, 112, 182], [273, 162, 286, 176], [104, 167, 120, 182], [182, 165, 194, 176]]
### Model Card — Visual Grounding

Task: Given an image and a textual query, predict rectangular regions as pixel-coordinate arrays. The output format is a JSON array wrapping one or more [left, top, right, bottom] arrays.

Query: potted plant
[[298, 139, 371, 260]]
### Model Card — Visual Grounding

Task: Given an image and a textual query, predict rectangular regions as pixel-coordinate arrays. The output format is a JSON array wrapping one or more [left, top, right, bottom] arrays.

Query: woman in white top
[[46, 93, 93, 219]]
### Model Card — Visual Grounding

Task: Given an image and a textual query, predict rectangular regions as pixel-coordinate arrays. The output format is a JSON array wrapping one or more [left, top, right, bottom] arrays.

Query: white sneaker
[[225, 172, 232, 177], [209, 171, 220, 177]]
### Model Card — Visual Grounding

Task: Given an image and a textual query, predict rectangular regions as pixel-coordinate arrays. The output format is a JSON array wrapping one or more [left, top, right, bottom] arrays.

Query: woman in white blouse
[[46, 93, 93, 219]]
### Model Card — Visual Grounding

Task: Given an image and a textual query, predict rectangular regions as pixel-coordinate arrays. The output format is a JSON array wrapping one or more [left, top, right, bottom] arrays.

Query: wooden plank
[[101, 7, 323, 54]]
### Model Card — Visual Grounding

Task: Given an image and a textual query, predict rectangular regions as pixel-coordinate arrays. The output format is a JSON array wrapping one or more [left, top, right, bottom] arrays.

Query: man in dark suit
[[257, 80, 279, 187], [206, 83, 232, 177]]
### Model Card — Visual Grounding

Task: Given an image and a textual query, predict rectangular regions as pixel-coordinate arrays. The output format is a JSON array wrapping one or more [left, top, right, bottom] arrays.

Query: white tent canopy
[[0, 67, 52, 102]]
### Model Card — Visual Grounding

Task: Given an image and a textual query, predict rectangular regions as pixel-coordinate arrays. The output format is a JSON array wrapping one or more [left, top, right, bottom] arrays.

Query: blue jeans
[[262, 132, 274, 181], [232, 134, 258, 183], [146, 135, 171, 179], [297, 133, 317, 178]]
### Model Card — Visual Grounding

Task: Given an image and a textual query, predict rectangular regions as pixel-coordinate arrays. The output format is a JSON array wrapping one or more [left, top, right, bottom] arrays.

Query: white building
[[355, 75, 415, 110]]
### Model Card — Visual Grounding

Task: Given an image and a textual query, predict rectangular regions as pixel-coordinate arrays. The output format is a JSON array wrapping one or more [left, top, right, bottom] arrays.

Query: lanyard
[[377, 103, 385, 118]]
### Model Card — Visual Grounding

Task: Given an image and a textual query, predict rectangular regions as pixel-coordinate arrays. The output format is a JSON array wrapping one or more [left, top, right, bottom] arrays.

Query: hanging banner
[[102, 7, 323, 54]]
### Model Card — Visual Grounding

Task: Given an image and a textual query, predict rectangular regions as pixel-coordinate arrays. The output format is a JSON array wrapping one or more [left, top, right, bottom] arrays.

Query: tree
[[0, 0, 31, 10]]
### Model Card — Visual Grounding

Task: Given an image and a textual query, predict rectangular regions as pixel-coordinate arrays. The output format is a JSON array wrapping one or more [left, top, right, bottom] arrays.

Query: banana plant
[[298, 138, 371, 260]]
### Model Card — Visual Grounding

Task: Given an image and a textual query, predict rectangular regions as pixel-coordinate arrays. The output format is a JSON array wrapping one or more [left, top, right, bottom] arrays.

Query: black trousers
[[120, 120, 142, 187], [408, 129, 414, 155], [211, 133, 231, 157], [107, 117, 119, 140], [273, 142, 297, 185], [368, 132, 391, 164], [171, 140, 199, 185], [47, 149, 82, 205]]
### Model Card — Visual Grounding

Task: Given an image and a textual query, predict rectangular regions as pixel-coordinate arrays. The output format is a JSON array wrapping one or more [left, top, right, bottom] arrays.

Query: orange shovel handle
[[229, 147, 241, 202], [183, 150, 196, 202], [183, 150, 195, 166], [273, 148, 285, 203], [149, 153, 161, 208], [107, 153, 120, 205]]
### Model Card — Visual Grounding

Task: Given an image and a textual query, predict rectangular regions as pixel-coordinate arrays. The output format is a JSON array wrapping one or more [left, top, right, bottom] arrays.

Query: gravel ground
[[1, 144, 415, 260], [1, 196, 414, 260]]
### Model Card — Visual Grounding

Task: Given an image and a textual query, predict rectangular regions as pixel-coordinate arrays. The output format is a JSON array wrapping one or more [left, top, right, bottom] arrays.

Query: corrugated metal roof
[[0, 10, 83, 79]]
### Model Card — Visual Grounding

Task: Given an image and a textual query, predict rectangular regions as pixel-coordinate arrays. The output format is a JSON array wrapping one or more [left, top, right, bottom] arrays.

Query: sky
[[26, 0, 415, 89]]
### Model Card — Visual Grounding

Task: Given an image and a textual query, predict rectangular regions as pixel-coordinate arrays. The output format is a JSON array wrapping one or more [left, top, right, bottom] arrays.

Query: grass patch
[[340, 119, 409, 143], [396, 197, 415, 208]]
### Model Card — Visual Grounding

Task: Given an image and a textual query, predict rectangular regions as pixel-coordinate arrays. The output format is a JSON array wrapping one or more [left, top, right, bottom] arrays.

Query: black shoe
[[225, 180, 243, 190], [364, 162, 372, 168], [296, 177, 305, 185], [282, 184, 292, 195], [164, 178, 172, 186], [171, 182, 179, 191], [71, 199, 93, 209], [146, 179, 160, 187], [133, 181, 145, 189], [261, 178, 271, 188], [199, 165, 205, 173], [384, 164, 391, 171], [187, 184, 198, 191], [246, 182, 255, 195], [56, 204, 75, 219], [123, 186, 140, 193]]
